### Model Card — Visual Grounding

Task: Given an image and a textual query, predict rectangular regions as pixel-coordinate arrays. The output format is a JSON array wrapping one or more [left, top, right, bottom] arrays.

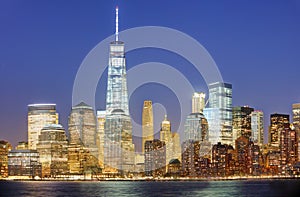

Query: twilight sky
[[0, 0, 300, 148]]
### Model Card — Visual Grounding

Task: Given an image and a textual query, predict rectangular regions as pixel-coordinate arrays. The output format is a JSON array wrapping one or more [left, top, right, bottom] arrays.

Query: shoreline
[[1, 175, 300, 182]]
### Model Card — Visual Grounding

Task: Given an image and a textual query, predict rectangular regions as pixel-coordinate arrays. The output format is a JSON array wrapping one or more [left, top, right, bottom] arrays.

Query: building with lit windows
[[8, 149, 42, 178], [104, 7, 135, 175], [181, 140, 200, 177], [184, 112, 208, 142], [292, 103, 300, 161], [251, 110, 264, 148], [279, 123, 298, 174], [268, 113, 289, 149], [96, 110, 106, 168], [232, 106, 254, 145], [68, 102, 98, 161], [142, 100, 154, 153], [192, 92, 206, 113], [15, 141, 28, 150], [36, 124, 68, 177], [203, 108, 221, 146], [208, 82, 233, 146], [27, 104, 58, 150], [0, 140, 12, 177], [144, 139, 166, 177]]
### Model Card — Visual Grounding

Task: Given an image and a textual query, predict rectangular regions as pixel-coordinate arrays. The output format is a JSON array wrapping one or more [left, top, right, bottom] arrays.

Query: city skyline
[[0, 1, 300, 148]]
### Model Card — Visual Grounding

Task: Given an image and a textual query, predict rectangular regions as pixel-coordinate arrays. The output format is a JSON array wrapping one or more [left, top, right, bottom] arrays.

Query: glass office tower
[[104, 7, 134, 174], [208, 82, 233, 146]]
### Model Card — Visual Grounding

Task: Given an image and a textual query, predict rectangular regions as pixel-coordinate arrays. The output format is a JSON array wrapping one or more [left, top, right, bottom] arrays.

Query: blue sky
[[0, 0, 299, 147]]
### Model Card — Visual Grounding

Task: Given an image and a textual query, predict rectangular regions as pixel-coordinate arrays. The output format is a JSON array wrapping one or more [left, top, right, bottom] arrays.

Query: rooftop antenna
[[115, 6, 119, 41]]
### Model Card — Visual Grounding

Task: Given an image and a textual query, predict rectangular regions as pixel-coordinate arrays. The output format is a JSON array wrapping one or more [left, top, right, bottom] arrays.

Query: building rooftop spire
[[115, 6, 119, 41]]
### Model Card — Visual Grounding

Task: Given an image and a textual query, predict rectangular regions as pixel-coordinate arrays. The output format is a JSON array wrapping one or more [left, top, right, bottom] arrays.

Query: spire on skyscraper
[[115, 6, 119, 42]]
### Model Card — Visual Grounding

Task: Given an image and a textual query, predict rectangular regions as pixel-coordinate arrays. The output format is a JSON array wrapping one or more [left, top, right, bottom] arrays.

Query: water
[[0, 179, 300, 197]]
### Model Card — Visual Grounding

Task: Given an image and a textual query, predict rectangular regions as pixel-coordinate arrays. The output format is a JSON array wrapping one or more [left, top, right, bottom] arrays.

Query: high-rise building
[[36, 124, 68, 177], [0, 140, 12, 178], [192, 92, 206, 113], [232, 106, 254, 144], [279, 123, 298, 173], [171, 132, 182, 162], [181, 140, 200, 177], [142, 100, 154, 153], [96, 110, 106, 168], [251, 110, 264, 148], [203, 108, 221, 145], [104, 7, 135, 174], [68, 102, 97, 157], [160, 115, 172, 165], [292, 103, 300, 161], [27, 104, 58, 150], [268, 113, 289, 148], [184, 112, 208, 142], [208, 82, 233, 146], [144, 139, 166, 177]]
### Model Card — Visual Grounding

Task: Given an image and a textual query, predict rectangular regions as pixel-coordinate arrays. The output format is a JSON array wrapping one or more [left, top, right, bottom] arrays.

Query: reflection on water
[[0, 180, 300, 197]]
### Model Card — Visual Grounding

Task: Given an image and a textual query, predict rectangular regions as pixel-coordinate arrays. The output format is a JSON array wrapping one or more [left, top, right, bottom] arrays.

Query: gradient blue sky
[[0, 0, 299, 148]]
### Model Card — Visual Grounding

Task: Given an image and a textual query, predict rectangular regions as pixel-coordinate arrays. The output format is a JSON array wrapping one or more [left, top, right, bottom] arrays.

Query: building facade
[[208, 82, 233, 146], [8, 150, 42, 178], [144, 139, 166, 177], [292, 103, 300, 161], [251, 110, 264, 148], [142, 100, 154, 153], [27, 104, 58, 150], [192, 92, 206, 113], [68, 102, 97, 157], [268, 113, 289, 148], [232, 106, 254, 145], [96, 110, 106, 168], [0, 140, 12, 177], [36, 124, 68, 177], [184, 112, 208, 142]]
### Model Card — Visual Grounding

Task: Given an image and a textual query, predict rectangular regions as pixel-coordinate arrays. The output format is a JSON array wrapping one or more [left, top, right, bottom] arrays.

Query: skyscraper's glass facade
[[208, 82, 232, 146]]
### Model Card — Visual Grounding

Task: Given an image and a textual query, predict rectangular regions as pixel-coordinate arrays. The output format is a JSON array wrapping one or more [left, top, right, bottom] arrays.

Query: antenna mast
[[115, 6, 119, 41]]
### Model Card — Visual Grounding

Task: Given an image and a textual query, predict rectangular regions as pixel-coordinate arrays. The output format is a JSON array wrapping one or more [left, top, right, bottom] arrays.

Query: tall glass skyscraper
[[208, 82, 233, 146], [104, 7, 134, 174]]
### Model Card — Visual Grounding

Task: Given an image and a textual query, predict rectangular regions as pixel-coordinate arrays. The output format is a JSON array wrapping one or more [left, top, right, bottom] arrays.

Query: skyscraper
[[160, 115, 172, 165], [232, 106, 254, 144], [27, 104, 58, 150], [192, 92, 206, 113], [292, 103, 300, 161], [68, 102, 97, 155], [269, 113, 289, 149], [208, 82, 233, 146], [279, 123, 298, 173], [251, 110, 264, 148], [184, 113, 208, 142], [142, 100, 154, 153], [36, 124, 68, 177], [104, 7, 134, 174]]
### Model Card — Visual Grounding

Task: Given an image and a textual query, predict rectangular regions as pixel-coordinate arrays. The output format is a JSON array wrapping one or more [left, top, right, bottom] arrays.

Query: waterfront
[[1, 179, 300, 197]]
